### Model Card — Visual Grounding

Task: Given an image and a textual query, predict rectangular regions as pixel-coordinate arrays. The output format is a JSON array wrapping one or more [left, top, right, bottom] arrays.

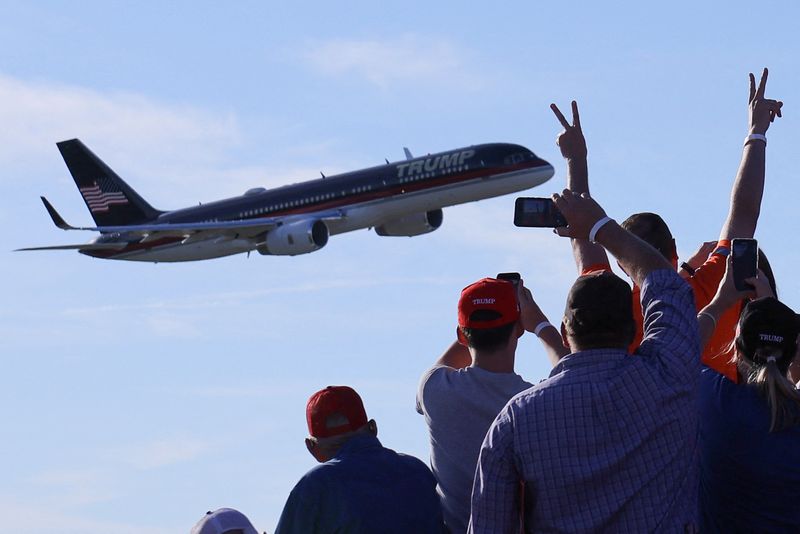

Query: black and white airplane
[[19, 139, 554, 262]]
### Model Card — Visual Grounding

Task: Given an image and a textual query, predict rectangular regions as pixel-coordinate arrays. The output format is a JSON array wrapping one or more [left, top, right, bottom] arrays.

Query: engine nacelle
[[374, 209, 443, 237], [257, 219, 329, 256]]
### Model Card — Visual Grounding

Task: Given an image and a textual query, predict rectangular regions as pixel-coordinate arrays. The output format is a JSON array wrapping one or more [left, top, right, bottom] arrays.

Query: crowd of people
[[191, 68, 800, 533]]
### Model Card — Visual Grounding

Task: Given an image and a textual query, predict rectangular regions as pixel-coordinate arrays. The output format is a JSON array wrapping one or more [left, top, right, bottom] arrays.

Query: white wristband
[[744, 133, 767, 147], [697, 311, 717, 331], [589, 216, 613, 243], [534, 321, 553, 337]]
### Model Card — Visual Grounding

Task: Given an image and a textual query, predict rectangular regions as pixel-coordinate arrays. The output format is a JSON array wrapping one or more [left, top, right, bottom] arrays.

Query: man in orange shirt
[[550, 68, 783, 382]]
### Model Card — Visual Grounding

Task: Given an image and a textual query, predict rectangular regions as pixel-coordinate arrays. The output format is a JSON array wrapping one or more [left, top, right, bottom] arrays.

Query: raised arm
[[553, 190, 671, 287], [433, 341, 471, 369], [718, 68, 783, 241], [551, 101, 610, 273], [697, 257, 772, 350], [554, 191, 698, 375], [518, 282, 569, 366]]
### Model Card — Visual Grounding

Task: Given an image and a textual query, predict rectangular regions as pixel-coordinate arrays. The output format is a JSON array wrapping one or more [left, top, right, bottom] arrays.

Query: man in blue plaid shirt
[[469, 191, 701, 532]]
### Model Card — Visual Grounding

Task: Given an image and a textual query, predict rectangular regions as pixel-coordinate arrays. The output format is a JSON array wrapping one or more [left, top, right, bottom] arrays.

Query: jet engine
[[374, 209, 443, 237], [257, 219, 329, 255]]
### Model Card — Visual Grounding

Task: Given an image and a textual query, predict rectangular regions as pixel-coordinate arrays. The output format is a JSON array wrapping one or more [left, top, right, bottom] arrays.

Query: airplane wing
[[15, 243, 128, 252]]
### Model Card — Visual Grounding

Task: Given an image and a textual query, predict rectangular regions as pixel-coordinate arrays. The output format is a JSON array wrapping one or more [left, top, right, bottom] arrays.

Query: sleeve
[[688, 240, 731, 310], [581, 262, 612, 276], [416, 365, 452, 416], [636, 269, 701, 383], [468, 407, 521, 533], [274, 477, 322, 534]]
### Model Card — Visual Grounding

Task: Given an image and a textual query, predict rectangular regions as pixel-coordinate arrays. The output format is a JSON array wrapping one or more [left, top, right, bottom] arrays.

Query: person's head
[[190, 508, 259, 534], [621, 212, 677, 266], [562, 271, 635, 351], [457, 278, 522, 354], [735, 297, 800, 432], [305, 386, 377, 463]]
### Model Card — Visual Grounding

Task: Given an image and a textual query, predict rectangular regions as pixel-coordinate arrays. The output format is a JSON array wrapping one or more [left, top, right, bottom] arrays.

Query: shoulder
[[417, 365, 456, 409], [417, 365, 451, 413], [395, 451, 436, 478], [688, 241, 731, 297], [419, 364, 453, 390], [505, 376, 558, 413], [699, 367, 767, 428], [293, 461, 336, 489], [641, 268, 691, 298]]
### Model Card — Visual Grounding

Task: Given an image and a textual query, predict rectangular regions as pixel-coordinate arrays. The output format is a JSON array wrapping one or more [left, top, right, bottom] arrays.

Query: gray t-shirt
[[416, 365, 532, 533]]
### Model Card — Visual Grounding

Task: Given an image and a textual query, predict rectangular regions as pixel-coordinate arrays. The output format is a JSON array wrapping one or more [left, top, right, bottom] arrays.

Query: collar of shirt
[[332, 433, 382, 460], [549, 348, 628, 377]]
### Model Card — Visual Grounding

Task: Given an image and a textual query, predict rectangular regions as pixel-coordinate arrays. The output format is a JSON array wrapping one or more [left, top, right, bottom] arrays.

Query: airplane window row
[[221, 184, 385, 220], [399, 164, 469, 184], [232, 191, 350, 218]]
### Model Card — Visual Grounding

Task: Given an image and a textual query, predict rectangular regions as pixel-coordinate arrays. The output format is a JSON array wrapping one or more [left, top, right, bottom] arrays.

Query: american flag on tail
[[78, 176, 129, 213]]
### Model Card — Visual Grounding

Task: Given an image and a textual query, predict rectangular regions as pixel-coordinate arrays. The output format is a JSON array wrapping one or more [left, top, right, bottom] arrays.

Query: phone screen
[[732, 238, 758, 291], [514, 197, 567, 228]]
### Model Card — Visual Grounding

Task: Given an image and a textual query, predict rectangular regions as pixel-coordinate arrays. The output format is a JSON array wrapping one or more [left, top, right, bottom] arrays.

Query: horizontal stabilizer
[[15, 242, 127, 252], [41, 196, 77, 230]]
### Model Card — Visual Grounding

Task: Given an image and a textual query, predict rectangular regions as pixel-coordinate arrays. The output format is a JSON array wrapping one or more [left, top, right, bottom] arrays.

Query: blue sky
[[2, 1, 799, 532]]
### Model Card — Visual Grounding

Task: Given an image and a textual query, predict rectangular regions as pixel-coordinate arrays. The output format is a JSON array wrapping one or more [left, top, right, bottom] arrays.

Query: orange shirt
[[586, 240, 740, 383]]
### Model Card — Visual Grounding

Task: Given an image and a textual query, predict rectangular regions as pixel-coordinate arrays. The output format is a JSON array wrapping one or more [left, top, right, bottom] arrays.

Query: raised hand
[[551, 189, 608, 240], [711, 256, 771, 310], [551, 101, 587, 160], [749, 68, 783, 135], [517, 282, 547, 333], [685, 241, 718, 270]]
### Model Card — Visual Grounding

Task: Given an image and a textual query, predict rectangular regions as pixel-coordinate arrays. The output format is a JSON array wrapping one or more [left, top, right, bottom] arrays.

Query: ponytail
[[747, 347, 800, 432]]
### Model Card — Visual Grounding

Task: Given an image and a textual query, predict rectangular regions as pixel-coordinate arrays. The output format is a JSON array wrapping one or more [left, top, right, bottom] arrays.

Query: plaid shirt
[[470, 269, 700, 533]]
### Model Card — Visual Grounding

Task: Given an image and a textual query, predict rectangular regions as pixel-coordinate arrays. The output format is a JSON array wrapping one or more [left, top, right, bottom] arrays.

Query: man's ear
[[367, 419, 378, 436], [306, 438, 326, 463], [560, 321, 572, 351], [515, 320, 525, 339]]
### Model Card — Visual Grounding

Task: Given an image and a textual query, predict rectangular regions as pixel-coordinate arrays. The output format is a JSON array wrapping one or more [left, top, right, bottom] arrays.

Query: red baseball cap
[[306, 386, 369, 438], [457, 278, 520, 336]]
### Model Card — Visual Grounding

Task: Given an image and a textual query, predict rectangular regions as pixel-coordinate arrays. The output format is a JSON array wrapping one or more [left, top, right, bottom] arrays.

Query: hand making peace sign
[[550, 100, 587, 161], [749, 68, 783, 136]]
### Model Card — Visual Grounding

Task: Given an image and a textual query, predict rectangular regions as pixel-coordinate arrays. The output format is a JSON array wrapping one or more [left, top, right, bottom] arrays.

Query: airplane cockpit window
[[503, 152, 527, 165]]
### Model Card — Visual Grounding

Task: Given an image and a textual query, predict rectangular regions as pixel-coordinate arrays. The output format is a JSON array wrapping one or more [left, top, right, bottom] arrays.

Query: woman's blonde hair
[[736, 343, 800, 432]]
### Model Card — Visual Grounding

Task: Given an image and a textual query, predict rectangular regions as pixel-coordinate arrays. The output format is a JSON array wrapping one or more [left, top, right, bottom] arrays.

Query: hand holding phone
[[732, 238, 758, 291], [514, 197, 567, 228]]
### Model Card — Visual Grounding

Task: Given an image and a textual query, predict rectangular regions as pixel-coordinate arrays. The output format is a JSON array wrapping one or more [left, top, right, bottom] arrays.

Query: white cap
[[190, 508, 259, 534]]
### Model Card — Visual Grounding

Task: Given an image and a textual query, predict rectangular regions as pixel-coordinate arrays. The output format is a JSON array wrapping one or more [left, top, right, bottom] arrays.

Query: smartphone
[[732, 238, 758, 291], [514, 197, 567, 228], [497, 272, 521, 288]]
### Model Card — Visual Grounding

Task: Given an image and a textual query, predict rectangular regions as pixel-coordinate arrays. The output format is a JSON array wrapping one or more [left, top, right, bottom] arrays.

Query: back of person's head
[[735, 297, 800, 432], [305, 386, 375, 462], [563, 271, 635, 350], [457, 278, 520, 352], [190, 508, 259, 534], [307, 385, 369, 439], [621, 212, 676, 262]]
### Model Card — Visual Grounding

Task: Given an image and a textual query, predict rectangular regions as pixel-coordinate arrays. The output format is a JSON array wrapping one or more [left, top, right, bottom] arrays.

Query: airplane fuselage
[[29, 142, 554, 262]]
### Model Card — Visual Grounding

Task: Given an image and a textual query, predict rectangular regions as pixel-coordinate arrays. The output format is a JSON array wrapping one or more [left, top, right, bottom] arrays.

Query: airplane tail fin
[[56, 139, 163, 227]]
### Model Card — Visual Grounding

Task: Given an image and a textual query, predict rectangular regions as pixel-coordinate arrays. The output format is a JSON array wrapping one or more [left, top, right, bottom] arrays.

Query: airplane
[[18, 139, 554, 262]]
